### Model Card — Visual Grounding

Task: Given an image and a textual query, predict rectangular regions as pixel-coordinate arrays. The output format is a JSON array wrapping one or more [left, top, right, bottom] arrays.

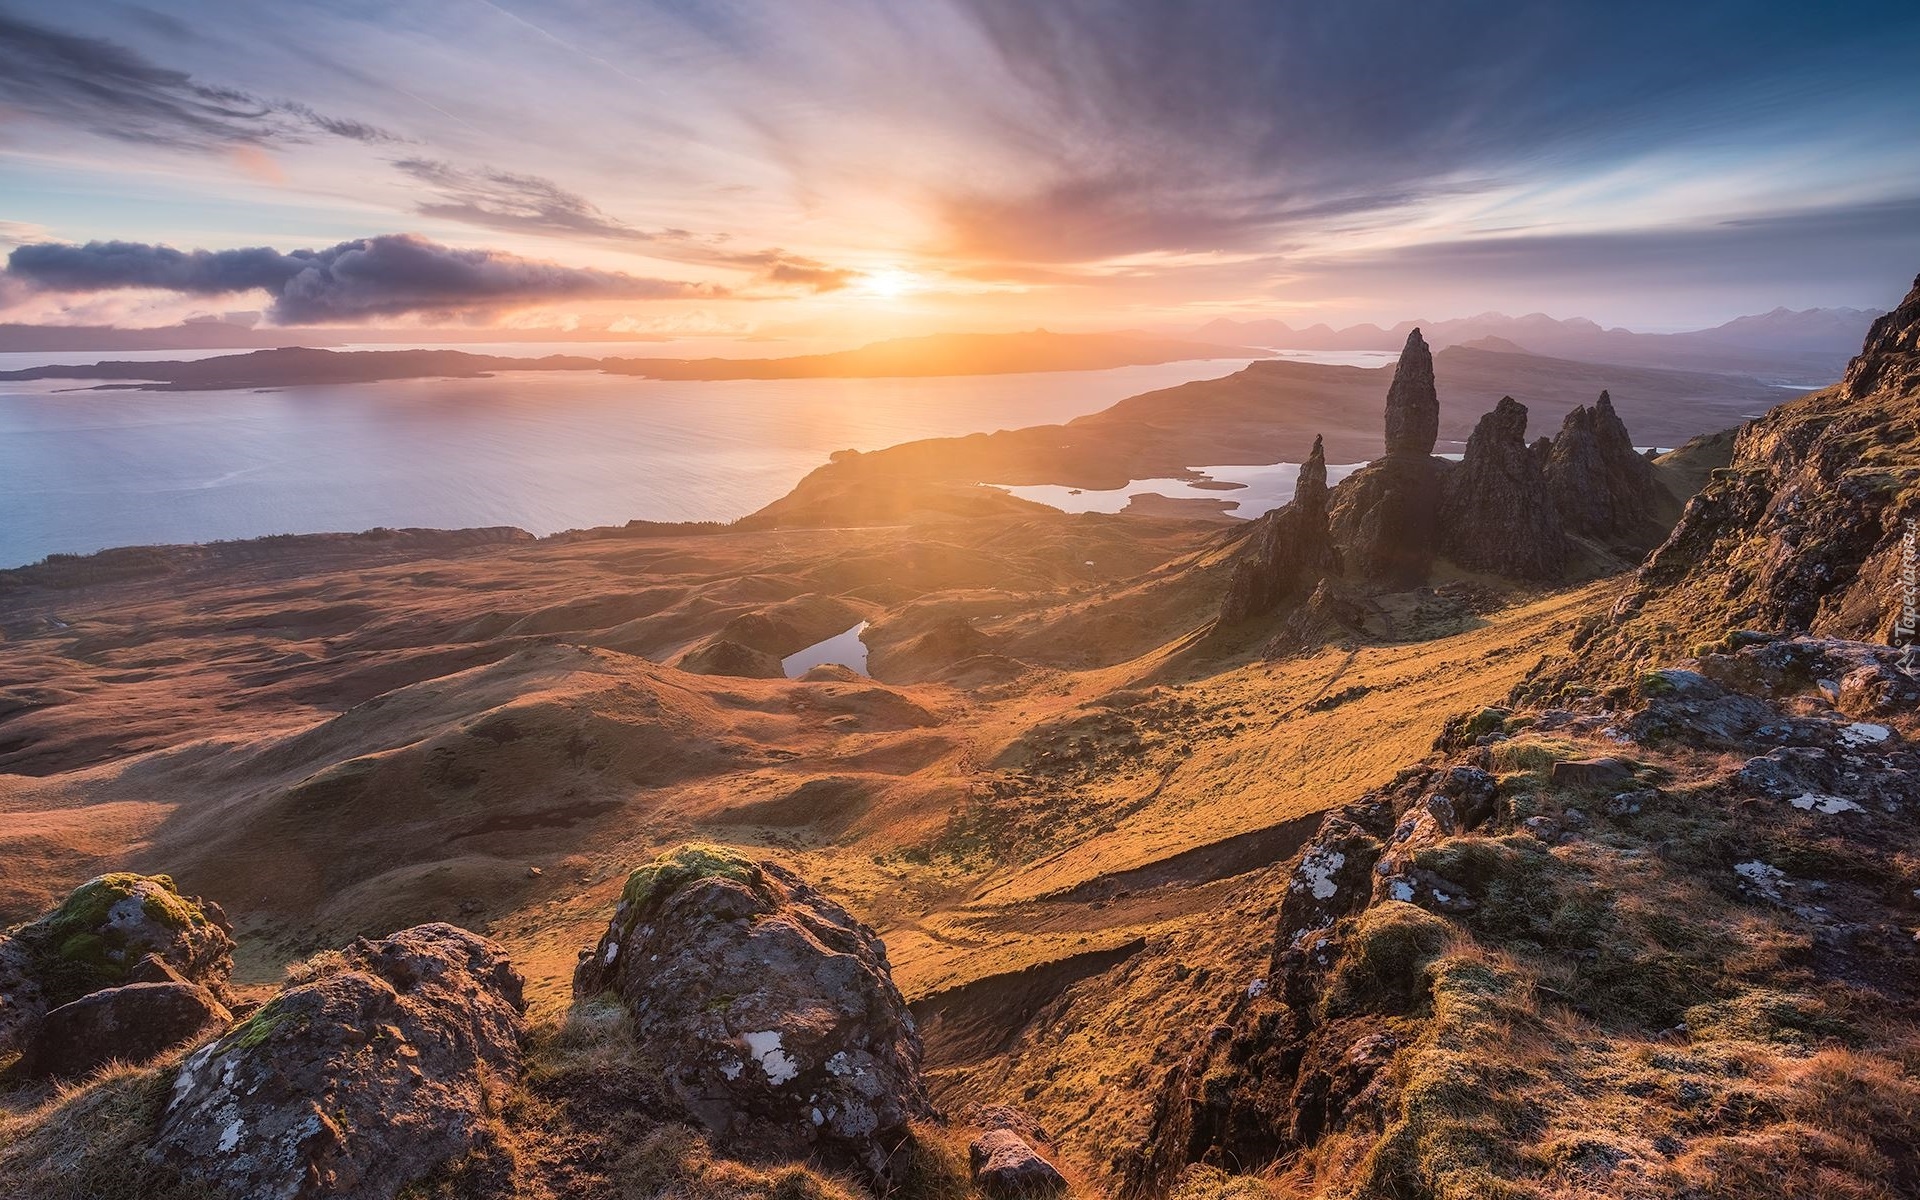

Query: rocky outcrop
[[0, 872, 232, 1057], [1543, 390, 1666, 550], [572, 844, 930, 1178], [1614, 270, 1920, 650], [1440, 396, 1568, 579], [970, 1128, 1068, 1197], [1842, 272, 1920, 400], [1220, 437, 1337, 622], [1127, 633, 1920, 1200], [1219, 318, 1678, 623], [153, 924, 526, 1200], [23, 979, 230, 1080], [1382, 329, 1438, 458]]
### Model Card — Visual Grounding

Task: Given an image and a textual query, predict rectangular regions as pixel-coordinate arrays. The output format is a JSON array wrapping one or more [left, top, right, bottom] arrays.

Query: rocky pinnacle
[[1382, 328, 1438, 458], [1297, 434, 1329, 517]]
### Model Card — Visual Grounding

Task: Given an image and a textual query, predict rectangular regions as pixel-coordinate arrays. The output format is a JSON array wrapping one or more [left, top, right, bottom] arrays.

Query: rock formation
[[572, 844, 930, 1178], [1382, 328, 1438, 458], [1224, 328, 1674, 627], [1543, 390, 1666, 549], [1842, 271, 1920, 400], [153, 924, 526, 1200], [1440, 396, 1569, 579], [1617, 271, 1920, 646], [1219, 436, 1337, 623], [1327, 331, 1446, 587], [0, 872, 232, 1059]]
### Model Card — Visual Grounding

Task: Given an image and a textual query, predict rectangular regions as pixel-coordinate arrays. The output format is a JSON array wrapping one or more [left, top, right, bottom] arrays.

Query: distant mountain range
[[0, 331, 1271, 391], [1186, 306, 1882, 381]]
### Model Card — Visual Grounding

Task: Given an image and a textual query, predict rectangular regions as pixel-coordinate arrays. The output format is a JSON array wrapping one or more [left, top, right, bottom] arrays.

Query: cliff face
[[1613, 273, 1920, 652]]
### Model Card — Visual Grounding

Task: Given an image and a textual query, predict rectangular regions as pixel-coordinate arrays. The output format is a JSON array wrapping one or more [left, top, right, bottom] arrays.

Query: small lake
[[992, 461, 1369, 519], [782, 622, 870, 677]]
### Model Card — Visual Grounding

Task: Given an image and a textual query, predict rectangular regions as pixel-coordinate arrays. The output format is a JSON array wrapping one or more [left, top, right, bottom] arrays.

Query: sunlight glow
[[855, 267, 925, 300]]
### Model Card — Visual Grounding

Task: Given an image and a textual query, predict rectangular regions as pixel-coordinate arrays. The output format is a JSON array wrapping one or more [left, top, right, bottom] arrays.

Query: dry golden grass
[[0, 1053, 197, 1200]]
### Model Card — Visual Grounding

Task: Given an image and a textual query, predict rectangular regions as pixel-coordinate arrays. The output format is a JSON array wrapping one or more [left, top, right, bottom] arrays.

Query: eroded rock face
[[1543, 390, 1666, 550], [1441, 396, 1569, 579], [1220, 436, 1337, 623], [1328, 454, 1444, 588], [572, 844, 929, 1177], [0, 872, 233, 1057], [23, 980, 230, 1080], [1383, 329, 1438, 459], [153, 924, 525, 1200]]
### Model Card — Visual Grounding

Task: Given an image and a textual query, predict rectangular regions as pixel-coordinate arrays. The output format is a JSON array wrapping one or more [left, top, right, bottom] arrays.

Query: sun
[[855, 267, 924, 300]]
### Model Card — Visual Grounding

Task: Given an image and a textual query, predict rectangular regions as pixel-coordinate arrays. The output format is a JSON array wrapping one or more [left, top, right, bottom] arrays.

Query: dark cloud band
[[0, 11, 396, 150], [4, 235, 720, 322]]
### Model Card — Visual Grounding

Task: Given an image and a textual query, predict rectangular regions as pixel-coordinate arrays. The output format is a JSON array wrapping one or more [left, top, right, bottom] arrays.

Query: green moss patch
[[1321, 901, 1455, 1018], [617, 844, 765, 928], [20, 873, 212, 1007]]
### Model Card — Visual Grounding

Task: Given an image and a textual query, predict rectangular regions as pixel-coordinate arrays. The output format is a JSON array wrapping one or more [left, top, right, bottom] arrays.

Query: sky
[[0, 0, 1917, 340]]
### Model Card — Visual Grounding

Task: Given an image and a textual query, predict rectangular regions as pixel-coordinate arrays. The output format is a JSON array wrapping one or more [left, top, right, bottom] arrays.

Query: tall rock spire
[[1382, 329, 1438, 458], [1296, 434, 1329, 518]]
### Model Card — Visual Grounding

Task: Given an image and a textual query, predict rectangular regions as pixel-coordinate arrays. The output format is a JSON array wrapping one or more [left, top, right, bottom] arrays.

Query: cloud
[[395, 158, 647, 241], [4, 234, 721, 323], [0, 10, 397, 150], [919, 0, 1920, 265], [0, 220, 51, 246], [392, 159, 853, 291]]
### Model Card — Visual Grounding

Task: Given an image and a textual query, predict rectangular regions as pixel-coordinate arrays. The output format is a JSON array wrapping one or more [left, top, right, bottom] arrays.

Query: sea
[[0, 342, 1343, 568]]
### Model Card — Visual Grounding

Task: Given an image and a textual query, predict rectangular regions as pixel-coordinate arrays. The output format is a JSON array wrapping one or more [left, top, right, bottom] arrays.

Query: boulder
[[0, 872, 233, 1055], [1550, 758, 1638, 789], [1382, 329, 1438, 459], [152, 924, 526, 1200], [572, 844, 929, 1177], [23, 980, 230, 1080], [969, 1128, 1068, 1197], [1440, 396, 1569, 579]]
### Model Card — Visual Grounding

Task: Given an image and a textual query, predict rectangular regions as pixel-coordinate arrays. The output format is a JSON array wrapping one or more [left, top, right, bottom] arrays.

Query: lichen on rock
[[572, 843, 930, 1179]]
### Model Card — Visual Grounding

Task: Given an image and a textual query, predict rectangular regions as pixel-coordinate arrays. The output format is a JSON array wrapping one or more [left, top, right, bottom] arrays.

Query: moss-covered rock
[[0, 872, 233, 1054], [1320, 901, 1454, 1018]]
